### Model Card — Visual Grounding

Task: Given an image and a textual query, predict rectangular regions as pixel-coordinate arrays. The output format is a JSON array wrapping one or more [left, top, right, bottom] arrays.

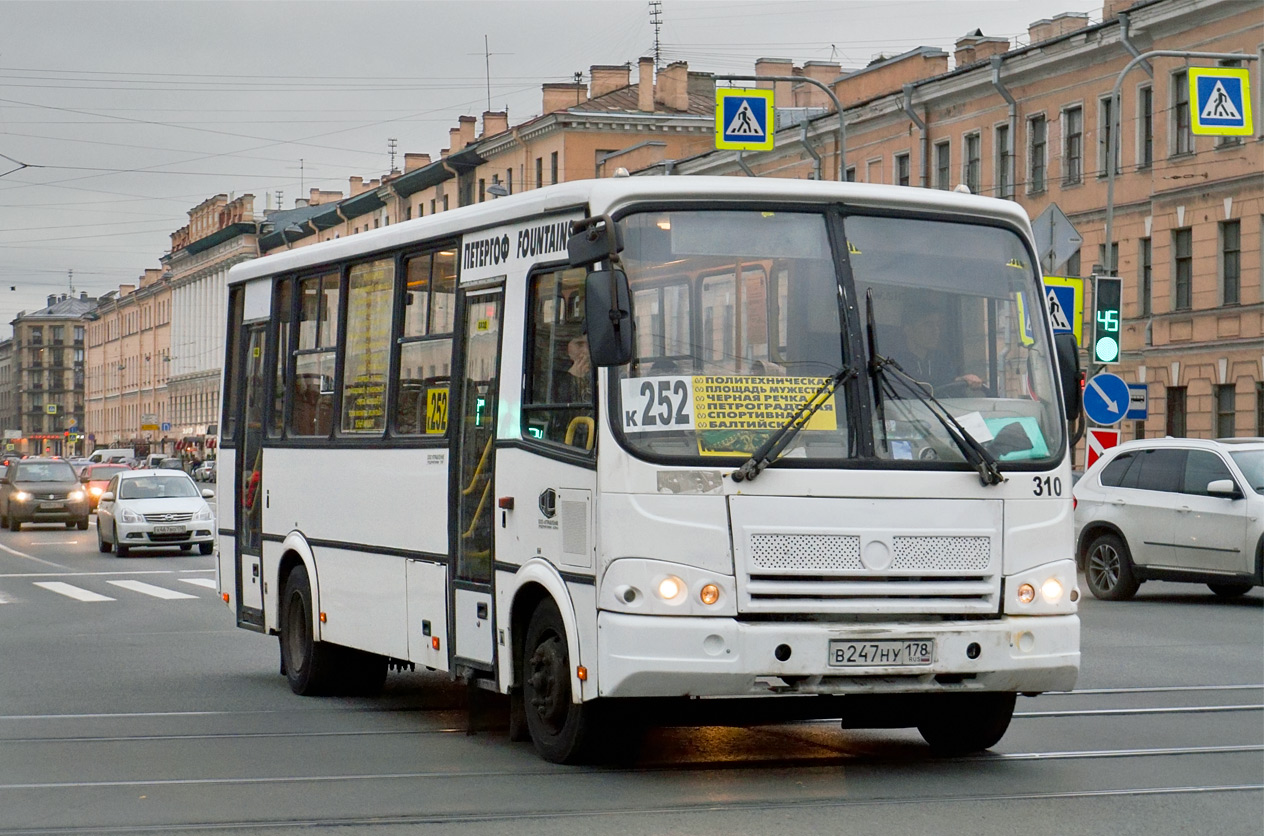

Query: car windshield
[[90, 466, 129, 481], [13, 462, 76, 482], [1229, 450, 1264, 493], [609, 208, 1062, 467], [118, 475, 199, 500]]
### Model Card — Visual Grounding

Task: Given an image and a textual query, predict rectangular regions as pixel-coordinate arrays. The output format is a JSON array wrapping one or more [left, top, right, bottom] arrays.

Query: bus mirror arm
[[568, 215, 623, 268]]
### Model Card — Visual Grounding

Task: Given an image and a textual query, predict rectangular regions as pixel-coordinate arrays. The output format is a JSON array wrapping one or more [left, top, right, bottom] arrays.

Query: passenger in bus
[[893, 308, 984, 394], [557, 333, 592, 403]]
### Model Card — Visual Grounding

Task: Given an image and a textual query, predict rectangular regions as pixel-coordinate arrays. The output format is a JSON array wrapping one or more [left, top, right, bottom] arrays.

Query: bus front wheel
[[280, 564, 339, 696], [522, 599, 603, 764], [917, 691, 1016, 756]]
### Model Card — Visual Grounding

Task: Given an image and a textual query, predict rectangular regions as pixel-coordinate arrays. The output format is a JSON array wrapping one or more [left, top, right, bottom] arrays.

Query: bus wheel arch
[[506, 562, 585, 698]]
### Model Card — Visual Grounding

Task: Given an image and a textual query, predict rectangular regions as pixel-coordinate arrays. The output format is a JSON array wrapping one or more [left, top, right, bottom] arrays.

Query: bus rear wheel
[[522, 599, 603, 764], [280, 564, 339, 696], [917, 691, 1016, 756]]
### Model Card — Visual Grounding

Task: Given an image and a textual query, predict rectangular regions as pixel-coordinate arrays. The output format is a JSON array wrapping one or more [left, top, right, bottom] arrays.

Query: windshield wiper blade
[[869, 355, 1005, 487], [731, 365, 857, 483]]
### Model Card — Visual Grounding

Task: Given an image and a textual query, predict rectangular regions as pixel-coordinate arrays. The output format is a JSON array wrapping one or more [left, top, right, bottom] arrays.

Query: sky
[[0, 0, 1104, 329]]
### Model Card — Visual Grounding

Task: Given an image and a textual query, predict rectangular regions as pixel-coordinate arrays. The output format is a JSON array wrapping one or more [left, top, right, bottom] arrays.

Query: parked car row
[[1073, 437, 1263, 601]]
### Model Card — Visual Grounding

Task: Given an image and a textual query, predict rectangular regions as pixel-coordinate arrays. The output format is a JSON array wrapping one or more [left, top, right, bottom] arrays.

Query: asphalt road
[[0, 520, 1260, 835]]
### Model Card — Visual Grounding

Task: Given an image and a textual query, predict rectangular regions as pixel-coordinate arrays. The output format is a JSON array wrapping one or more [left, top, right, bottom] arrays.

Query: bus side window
[[522, 268, 594, 450]]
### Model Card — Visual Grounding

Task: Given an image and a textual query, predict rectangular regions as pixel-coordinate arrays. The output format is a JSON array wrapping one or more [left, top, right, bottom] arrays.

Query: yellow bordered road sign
[[716, 88, 774, 151], [1043, 275, 1084, 346], [1189, 67, 1253, 136]]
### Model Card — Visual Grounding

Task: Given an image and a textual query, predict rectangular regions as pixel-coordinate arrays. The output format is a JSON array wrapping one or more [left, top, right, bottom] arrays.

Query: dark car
[[0, 458, 90, 531]]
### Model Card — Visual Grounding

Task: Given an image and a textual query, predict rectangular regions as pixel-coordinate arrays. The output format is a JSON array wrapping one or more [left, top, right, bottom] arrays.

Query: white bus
[[218, 176, 1082, 763]]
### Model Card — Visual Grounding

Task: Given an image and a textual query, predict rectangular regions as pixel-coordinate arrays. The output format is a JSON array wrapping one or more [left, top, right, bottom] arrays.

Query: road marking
[[1018, 704, 1263, 718], [0, 541, 69, 569], [107, 579, 198, 599], [179, 577, 218, 589], [33, 581, 114, 602], [1, 569, 208, 579]]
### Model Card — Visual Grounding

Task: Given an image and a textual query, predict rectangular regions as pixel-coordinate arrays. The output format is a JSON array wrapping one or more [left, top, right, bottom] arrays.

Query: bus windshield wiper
[[731, 365, 857, 483], [864, 290, 1003, 487]]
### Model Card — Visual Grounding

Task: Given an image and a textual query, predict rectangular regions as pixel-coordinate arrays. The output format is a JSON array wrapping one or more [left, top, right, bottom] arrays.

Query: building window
[[1139, 85, 1153, 167], [535, 157, 543, 189], [895, 152, 910, 186], [1256, 383, 1264, 436], [506, 168, 513, 194], [1216, 384, 1236, 438], [1173, 227, 1192, 310], [1134, 419, 1146, 440], [1028, 115, 1046, 193], [1166, 386, 1187, 437], [845, 166, 856, 182], [1062, 106, 1083, 185], [1139, 237, 1152, 317], [995, 124, 1011, 198], [1221, 220, 1240, 305], [478, 178, 486, 202], [934, 141, 950, 189], [1098, 96, 1119, 176], [550, 151, 559, 184], [962, 132, 980, 194], [1172, 70, 1192, 155]]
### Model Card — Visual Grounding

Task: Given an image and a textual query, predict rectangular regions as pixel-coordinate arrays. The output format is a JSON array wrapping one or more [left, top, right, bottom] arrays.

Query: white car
[[1072, 437, 1263, 600], [96, 469, 216, 557]]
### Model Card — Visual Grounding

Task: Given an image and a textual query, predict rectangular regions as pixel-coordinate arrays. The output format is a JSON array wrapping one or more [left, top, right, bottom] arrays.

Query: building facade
[[9, 294, 95, 457], [84, 270, 172, 457], [653, 0, 1263, 446]]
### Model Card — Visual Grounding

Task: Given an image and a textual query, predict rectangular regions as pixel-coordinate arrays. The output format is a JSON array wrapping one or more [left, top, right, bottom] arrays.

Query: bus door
[[451, 287, 504, 673], [234, 321, 267, 630]]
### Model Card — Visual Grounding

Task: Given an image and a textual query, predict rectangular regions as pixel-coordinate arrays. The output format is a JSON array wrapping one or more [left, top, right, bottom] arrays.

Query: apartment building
[[8, 294, 94, 457], [84, 270, 172, 457], [655, 0, 1262, 443]]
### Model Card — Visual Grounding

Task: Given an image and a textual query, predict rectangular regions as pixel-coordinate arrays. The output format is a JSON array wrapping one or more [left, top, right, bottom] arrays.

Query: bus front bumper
[[596, 612, 1079, 698]]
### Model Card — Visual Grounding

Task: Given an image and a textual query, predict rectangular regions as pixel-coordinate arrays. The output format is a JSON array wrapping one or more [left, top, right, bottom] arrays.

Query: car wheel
[[9, 516, 20, 532], [1208, 582, 1253, 598], [113, 524, 130, 558], [280, 564, 339, 695], [199, 542, 214, 556], [522, 598, 606, 764], [1084, 532, 1139, 601], [77, 518, 89, 531], [97, 524, 110, 553], [179, 543, 192, 551], [917, 692, 1017, 756]]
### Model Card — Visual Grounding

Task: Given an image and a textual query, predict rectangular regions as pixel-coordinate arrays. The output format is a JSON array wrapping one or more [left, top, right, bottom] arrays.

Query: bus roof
[[227, 176, 1035, 286]]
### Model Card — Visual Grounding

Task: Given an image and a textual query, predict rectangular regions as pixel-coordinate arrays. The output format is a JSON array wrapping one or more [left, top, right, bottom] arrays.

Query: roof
[[12, 296, 97, 324], [573, 73, 716, 115]]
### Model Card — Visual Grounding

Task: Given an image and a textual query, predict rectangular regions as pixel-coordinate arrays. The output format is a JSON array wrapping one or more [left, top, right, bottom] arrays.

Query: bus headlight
[[1041, 577, 1064, 604], [1004, 560, 1077, 615], [602, 559, 737, 616], [657, 576, 684, 601]]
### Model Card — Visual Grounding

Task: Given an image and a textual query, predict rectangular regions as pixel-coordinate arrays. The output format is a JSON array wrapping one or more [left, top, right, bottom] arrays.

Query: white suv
[[1072, 437, 1263, 600]]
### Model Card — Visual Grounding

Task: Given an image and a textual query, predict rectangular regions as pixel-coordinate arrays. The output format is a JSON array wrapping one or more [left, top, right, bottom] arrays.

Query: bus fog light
[[699, 583, 720, 606], [1041, 577, 1064, 604], [616, 585, 640, 604], [1017, 583, 1035, 604], [657, 576, 684, 601]]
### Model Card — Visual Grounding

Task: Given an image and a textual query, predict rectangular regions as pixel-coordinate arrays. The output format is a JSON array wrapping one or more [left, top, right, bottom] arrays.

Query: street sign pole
[[1104, 51, 1256, 276]]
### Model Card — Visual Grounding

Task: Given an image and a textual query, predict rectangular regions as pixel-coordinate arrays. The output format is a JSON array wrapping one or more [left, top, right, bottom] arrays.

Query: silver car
[[1072, 437, 1263, 600], [96, 469, 216, 557]]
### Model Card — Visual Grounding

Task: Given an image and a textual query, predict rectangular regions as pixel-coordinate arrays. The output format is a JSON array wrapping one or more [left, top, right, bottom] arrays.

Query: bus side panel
[[406, 560, 450, 671], [316, 548, 409, 660]]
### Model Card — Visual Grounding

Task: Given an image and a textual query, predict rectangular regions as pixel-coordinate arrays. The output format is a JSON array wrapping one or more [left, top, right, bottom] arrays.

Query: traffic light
[[1092, 275, 1123, 364]]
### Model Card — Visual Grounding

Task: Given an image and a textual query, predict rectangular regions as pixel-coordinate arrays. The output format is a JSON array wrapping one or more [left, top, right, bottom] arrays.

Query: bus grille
[[741, 532, 998, 615]]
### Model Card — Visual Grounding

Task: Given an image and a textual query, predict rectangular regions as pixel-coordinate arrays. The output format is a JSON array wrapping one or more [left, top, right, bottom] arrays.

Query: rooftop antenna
[[67, 268, 75, 295], [468, 36, 512, 113], [388, 138, 398, 172], [649, 1, 663, 70], [275, 189, 284, 210]]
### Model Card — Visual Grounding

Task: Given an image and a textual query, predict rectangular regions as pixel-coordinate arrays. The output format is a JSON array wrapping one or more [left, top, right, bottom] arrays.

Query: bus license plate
[[829, 639, 934, 667], [152, 524, 186, 535]]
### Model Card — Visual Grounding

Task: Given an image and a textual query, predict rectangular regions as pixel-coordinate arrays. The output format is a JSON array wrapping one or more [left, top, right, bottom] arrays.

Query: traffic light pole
[[1104, 50, 1256, 275]]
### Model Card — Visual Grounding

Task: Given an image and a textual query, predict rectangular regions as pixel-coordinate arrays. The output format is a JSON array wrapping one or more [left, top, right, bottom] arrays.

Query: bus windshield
[[611, 208, 1062, 468]]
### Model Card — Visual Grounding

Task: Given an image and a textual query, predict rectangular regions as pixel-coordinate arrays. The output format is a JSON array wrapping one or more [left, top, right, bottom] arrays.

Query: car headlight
[[89, 486, 103, 497], [119, 508, 142, 523], [12, 491, 31, 502], [194, 505, 213, 521], [68, 490, 85, 502]]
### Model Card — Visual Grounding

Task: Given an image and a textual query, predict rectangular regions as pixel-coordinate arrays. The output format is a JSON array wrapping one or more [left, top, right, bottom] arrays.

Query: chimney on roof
[[589, 63, 631, 98], [404, 153, 431, 172], [458, 115, 477, 149], [47, 295, 56, 308], [638, 57, 655, 112], [654, 61, 689, 112], [954, 29, 1010, 67], [481, 111, 509, 138], [800, 61, 842, 110], [80, 291, 88, 301], [1028, 12, 1089, 45], [542, 82, 587, 113], [754, 58, 794, 108], [350, 175, 365, 196]]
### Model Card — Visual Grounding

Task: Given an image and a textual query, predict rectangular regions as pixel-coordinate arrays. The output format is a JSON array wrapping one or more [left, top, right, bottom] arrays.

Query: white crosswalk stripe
[[106, 580, 199, 600], [33, 582, 115, 602], [179, 578, 218, 589]]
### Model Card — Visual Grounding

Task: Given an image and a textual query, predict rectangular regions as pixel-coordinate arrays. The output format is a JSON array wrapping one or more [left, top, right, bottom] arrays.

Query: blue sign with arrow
[[1083, 372, 1131, 427]]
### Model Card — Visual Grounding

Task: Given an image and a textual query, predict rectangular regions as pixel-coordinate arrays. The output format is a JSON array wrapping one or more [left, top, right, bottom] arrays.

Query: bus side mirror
[[1054, 332, 1081, 419], [584, 268, 633, 367]]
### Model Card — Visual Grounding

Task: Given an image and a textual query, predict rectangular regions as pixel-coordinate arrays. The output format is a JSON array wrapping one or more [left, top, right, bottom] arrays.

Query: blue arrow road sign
[[1084, 372, 1131, 426]]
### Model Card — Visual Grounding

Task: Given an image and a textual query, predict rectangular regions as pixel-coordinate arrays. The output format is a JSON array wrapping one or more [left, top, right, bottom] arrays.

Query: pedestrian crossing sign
[[715, 88, 774, 151], [1043, 275, 1084, 346], [1188, 67, 1253, 136]]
